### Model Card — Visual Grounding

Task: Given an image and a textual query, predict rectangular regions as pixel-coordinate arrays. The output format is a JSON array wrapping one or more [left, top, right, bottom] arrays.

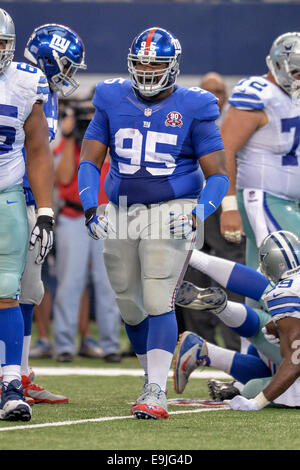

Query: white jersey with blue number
[[229, 75, 300, 201], [263, 272, 300, 320], [0, 62, 49, 191]]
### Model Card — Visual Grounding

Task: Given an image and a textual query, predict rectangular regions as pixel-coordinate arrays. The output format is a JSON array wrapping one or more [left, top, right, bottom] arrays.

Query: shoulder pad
[[92, 78, 131, 111], [264, 275, 300, 315], [229, 76, 272, 111], [13, 62, 49, 102], [176, 86, 220, 121]]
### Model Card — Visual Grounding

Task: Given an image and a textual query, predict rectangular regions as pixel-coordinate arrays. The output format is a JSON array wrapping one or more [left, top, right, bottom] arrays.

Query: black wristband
[[84, 206, 97, 225]]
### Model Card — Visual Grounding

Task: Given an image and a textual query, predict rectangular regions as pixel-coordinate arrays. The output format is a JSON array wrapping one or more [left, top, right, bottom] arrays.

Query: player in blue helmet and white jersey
[[220, 32, 300, 270], [78, 27, 229, 419], [0, 9, 54, 421], [11, 24, 86, 406]]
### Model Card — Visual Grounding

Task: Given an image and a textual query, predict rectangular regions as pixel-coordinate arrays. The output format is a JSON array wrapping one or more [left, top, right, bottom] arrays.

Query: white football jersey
[[229, 75, 300, 201], [0, 62, 49, 191], [263, 271, 300, 321]]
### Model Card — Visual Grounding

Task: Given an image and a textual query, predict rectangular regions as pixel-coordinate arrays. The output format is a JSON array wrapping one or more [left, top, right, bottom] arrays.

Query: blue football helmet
[[128, 27, 181, 97], [24, 24, 86, 96]]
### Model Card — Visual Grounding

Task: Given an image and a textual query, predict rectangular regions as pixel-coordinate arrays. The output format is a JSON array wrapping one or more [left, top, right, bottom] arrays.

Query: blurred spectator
[[175, 72, 246, 352], [52, 96, 122, 363]]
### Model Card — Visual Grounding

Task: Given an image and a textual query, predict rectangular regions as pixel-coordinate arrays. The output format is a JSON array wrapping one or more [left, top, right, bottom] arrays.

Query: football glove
[[29, 215, 54, 264], [228, 395, 261, 411], [262, 326, 280, 345], [85, 207, 115, 240], [168, 212, 194, 239]]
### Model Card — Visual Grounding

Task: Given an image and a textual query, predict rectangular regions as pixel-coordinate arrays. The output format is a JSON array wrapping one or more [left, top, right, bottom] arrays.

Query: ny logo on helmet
[[49, 34, 71, 54]]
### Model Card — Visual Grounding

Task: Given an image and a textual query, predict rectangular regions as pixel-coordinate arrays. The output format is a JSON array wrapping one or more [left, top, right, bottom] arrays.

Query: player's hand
[[220, 210, 244, 244], [85, 207, 115, 240], [227, 395, 260, 411], [262, 321, 280, 345], [29, 215, 54, 264], [168, 212, 194, 239]]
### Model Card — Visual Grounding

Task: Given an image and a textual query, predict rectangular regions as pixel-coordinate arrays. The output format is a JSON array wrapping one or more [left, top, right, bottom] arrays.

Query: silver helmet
[[0, 9, 15, 73], [266, 32, 300, 105], [259, 230, 300, 284]]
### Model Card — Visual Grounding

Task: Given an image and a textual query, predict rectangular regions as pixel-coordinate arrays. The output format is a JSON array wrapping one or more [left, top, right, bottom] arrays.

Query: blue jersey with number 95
[[84, 79, 224, 206]]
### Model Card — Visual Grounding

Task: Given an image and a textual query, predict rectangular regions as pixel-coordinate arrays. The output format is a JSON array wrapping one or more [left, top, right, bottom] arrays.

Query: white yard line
[[32, 367, 231, 379], [0, 406, 229, 432]]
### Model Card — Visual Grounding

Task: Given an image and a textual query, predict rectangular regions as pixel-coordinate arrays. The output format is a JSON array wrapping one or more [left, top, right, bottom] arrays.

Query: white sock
[[206, 342, 235, 374], [189, 250, 234, 287], [136, 353, 148, 376], [2, 365, 21, 384], [217, 301, 247, 328], [147, 349, 173, 392], [20, 335, 31, 376]]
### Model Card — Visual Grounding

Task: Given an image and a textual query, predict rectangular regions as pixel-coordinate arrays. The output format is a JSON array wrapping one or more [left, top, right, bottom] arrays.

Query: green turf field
[[1, 361, 300, 450], [1, 323, 300, 451]]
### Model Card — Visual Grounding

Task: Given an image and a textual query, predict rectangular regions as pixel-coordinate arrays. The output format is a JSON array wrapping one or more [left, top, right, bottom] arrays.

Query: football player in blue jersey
[[12, 24, 86, 405], [78, 27, 229, 419]]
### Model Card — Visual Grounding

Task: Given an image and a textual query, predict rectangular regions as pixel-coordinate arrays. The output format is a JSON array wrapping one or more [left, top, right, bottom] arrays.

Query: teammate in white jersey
[[220, 32, 300, 270], [0, 9, 54, 421]]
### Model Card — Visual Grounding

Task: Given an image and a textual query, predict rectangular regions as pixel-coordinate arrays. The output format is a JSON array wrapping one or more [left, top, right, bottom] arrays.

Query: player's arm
[[230, 316, 300, 410], [78, 137, 109, 240], [24, 101, 54, 209], [24, 101, 54, 264], [192, 148, 229, 223], [219, 106, 267, 239]]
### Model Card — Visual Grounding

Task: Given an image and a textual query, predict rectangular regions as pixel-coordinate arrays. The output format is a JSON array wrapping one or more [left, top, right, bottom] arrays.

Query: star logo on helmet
[[283, 42, 295, 58]]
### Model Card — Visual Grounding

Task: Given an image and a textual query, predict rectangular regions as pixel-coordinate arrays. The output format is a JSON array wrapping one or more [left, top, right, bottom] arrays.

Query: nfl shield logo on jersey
[[165, 111, 183, 128], [144, 108, 152, 117]]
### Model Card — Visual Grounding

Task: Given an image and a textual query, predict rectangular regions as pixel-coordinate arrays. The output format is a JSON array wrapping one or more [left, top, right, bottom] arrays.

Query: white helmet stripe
[[274, 232, 298, 268]]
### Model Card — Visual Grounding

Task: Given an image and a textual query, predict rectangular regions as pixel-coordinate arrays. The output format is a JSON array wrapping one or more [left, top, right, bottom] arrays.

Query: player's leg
[[53, 215, 89, 360], [189, 249, 269, 301], [19, 205, 44, 373], [0, 185, 31, 421], [90, 238, 121, 362], [132, 198, 196, 419], [263, 192, 300, 236], [173, 330, 272, 394]]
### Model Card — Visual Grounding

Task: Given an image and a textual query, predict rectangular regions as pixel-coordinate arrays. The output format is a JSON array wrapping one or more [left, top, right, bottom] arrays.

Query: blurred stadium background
[[4, 0, 300, 96]]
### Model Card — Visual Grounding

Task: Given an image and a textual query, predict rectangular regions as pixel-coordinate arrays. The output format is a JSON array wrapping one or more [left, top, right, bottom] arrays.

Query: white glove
[[168, 212, 194, 239], [262, 326, 280, 345], [228, 395, 260, 411], [29, 215, 54, 264]]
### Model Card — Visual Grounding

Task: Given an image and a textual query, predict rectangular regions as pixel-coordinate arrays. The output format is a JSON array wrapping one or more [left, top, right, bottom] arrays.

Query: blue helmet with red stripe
[[259, 230, 300, 284], [24, 23, 86, 96], [128, 27, 181, 97]]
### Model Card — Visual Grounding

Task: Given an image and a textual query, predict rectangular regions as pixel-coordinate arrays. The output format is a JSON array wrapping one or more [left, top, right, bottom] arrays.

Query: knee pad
[[0, 272, 20, 299], [115, 296, 147, 325]]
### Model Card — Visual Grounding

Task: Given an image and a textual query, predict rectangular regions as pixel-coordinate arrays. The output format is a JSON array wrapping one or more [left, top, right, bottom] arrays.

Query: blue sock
[[0, 306, 24, 366], [230, 352, 272, 384], [147, 311, 178, 354], [125, 317, 149, 355], [227, 263, 269, 301], [20, 303, 34, 336], [230, 305, 260, 338]]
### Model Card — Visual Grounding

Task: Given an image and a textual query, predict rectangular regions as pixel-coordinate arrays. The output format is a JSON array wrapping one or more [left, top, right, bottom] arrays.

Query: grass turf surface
[[1, 373, 300, 450]]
